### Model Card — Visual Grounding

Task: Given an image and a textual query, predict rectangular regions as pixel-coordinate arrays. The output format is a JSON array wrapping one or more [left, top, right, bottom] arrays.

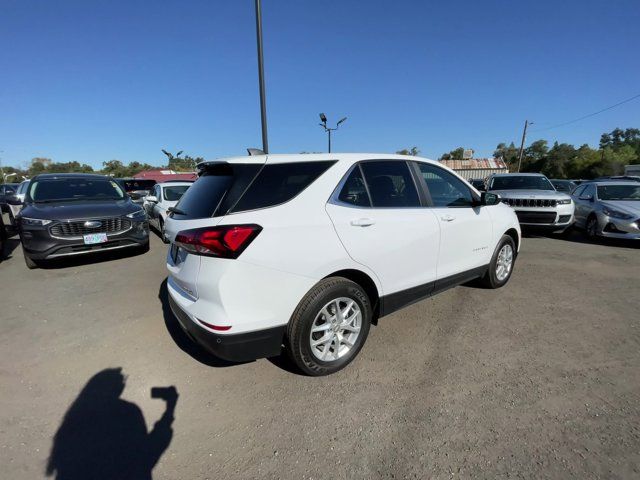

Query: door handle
[[351, 218, 375, 227], [440, 214, 455, 222]]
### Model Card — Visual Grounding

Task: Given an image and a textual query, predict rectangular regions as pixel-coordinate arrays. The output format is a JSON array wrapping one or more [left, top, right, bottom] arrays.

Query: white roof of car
[[200, 153, 438, 166], [492, 172, 546, 177]]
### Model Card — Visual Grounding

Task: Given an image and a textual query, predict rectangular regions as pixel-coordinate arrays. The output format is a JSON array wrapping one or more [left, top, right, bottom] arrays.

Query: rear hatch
[[165, 160, 266, 299]]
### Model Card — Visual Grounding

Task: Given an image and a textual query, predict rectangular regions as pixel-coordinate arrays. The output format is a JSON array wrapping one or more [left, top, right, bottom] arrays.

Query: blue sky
[[1, 0, 639, 169]]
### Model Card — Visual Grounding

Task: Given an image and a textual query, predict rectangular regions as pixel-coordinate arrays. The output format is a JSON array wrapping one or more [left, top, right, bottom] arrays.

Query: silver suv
[[487, 173, 575, 233]]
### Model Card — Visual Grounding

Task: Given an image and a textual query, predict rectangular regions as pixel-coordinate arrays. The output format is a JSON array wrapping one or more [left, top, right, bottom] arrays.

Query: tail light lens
[[174, 224, 262, 258]]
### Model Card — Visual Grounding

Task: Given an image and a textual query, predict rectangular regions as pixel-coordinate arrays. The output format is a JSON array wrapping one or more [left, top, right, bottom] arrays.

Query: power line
[[531, 93, 640, 133]]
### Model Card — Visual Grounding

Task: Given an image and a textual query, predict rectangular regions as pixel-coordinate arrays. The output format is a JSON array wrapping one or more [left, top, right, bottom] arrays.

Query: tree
[[396, 147, 420, 156], [101, 160, 128, 177], [161, 149, 200, 171], [439, 147, 465, 160]]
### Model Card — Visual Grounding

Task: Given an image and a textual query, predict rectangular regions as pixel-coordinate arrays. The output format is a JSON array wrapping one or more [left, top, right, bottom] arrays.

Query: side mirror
[[480, 192, 500, 206], [579, 195, 593, 202], [6, 194, 23, 206], [146, 195, 158, 203]]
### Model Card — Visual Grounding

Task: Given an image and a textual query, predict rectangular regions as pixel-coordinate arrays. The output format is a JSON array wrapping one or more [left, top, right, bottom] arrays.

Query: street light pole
[[318, 114, 347, 153], [254, 0, 269, 154], [517, 119, 532, 172]]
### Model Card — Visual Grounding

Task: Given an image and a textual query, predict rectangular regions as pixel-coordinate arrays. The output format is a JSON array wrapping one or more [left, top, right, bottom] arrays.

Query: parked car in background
[[469, 178, 486, 191], [593, 175, 640, 183], [17, 173, 149, 269], [4, 180, 30, 226], [143, 181, 192, 243], [117, 178, 157, 205], [550, 179, 577, 193], [487, 173, 575, 233], [165, 153, 520, 376], [571, 181, 640, 240]]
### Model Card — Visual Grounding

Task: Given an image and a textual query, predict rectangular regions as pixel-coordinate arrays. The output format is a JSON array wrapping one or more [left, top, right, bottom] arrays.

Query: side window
[[231, 161, 335, 213], [337, 166, 371, 207], [155, 185, 161, 200], [417, 163, 474, 207], [18, 183, 27, 194], [572, 185, 586, 197], [359, 161, 420, 208]]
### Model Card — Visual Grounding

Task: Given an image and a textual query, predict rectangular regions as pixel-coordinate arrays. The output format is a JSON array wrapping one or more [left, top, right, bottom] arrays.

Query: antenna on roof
[[247, 148, 266, 156]]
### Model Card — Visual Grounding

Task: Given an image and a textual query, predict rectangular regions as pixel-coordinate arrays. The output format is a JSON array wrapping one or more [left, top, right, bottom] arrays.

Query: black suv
[[17, 173, 149, 268]]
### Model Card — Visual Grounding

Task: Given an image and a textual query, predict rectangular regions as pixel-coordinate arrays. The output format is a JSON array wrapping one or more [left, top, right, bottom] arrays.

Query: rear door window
[[359, 161, 420, 207], [230, 161, 335, 213]]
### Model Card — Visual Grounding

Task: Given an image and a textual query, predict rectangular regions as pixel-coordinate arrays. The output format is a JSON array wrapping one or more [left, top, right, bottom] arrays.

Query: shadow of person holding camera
[[46, 368, 178, 480]]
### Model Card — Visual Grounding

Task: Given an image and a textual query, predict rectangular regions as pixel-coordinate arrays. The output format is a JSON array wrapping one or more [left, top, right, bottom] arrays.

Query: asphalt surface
[[1, 227, 639, 479]]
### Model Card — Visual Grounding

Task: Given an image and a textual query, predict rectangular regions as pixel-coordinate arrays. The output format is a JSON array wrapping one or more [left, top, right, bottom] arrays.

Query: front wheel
[[585, 215, 599, 239], [286, 277, 372, 376], [481, 235, 516, 289]]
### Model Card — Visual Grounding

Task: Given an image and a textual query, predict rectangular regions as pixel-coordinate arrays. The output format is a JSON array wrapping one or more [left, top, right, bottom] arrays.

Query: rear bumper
[[168, 291, 285, 362]]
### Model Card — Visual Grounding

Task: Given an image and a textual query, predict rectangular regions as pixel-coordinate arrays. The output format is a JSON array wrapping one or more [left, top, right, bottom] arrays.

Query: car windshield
[[29, 178, 126, 203], [121, 180, 156, 192], [490, 175, 554, 191], [163, 185, 190, 201], [551, 181, 575, 192], [597, 184, 640, 201]]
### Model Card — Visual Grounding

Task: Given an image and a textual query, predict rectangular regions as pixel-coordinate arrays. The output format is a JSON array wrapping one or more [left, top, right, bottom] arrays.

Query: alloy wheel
[[309, 297, 362, 362], [495, 244, 514, 282]]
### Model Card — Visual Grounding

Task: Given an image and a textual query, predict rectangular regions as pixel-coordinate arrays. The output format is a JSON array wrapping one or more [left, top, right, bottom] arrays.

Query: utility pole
[[254, 0, 269, 154], [517, 120, 532, 172]]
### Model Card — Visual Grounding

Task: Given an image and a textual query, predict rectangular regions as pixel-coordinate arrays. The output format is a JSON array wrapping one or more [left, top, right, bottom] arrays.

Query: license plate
[[83, 233, 108, 245]]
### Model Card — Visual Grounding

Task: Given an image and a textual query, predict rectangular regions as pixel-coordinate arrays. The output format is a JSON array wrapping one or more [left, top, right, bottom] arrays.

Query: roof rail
[[247, 148, 266, 156]]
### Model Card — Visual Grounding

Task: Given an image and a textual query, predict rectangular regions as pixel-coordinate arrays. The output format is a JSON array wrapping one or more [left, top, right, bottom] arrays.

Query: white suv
[[165, 154, 521, 375]]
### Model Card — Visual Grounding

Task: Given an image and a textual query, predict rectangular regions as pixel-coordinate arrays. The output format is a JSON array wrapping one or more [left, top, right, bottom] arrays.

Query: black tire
[[23, 248, 38, 269], [585, 214, 599, 239], [480, 234, 516, 289], [286, 277, 372, 376]]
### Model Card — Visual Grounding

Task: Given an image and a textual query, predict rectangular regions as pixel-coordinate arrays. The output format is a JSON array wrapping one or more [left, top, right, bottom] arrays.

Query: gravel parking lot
[[1, 229, 639, 479]]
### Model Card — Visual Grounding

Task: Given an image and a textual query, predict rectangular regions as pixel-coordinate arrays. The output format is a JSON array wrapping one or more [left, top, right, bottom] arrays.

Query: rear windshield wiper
[[167, 206, 186, 216]]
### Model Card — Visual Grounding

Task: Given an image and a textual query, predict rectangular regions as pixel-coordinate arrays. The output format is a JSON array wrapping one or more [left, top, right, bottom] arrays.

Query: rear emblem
[[84, 220, 102, 228]]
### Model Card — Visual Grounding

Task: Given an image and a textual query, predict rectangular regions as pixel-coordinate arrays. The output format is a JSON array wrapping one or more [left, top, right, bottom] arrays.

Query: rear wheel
[[286, 277, 372, 376], [481, 235, 516, 289]]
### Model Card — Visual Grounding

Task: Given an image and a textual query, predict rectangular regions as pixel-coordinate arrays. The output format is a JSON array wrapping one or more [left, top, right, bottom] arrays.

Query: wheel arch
[[323, 269, 381, 324], [504, 228, 520, 253]]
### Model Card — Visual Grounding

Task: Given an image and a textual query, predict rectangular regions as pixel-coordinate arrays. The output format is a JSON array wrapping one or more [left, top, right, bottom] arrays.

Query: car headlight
[[556, 198, 572, 205], [602, 207, 633, 219], [126, 209, 147, 220], [21, 217, 52, 226]]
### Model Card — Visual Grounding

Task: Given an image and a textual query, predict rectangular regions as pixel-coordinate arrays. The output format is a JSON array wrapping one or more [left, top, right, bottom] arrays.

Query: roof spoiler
[[247, 148, 266, 156]]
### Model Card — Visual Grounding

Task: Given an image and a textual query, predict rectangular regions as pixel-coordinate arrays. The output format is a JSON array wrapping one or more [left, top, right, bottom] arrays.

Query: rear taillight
[[174, 224, 262, 258]]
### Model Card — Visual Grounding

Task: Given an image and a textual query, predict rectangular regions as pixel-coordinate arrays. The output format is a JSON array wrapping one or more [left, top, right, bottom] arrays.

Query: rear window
[[172, 163, 262, 219], [230, 161, 335, 213], [122, 180, 156, 192], [172, 161, 335, 219]]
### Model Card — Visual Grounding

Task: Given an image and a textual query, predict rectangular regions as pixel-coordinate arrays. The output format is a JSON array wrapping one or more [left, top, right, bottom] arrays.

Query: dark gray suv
[[17, 173, 149, 268]]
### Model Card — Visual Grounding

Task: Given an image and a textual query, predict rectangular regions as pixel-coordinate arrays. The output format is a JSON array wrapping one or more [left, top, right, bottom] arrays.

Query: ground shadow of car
[[530, 228, 639, 249]]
